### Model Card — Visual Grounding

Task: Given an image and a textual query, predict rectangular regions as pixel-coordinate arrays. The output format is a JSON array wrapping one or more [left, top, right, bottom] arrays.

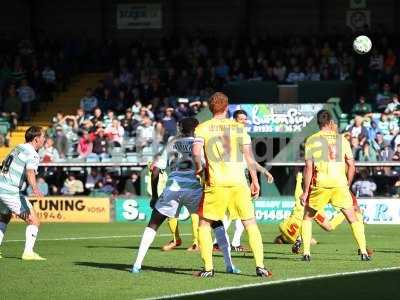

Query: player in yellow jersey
[[192, 92, 272, 277], [300, 110, 370, 261]]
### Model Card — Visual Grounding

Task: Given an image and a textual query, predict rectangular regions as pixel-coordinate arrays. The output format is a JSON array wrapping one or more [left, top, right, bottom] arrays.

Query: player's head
[[179, 117, 199, 137], [233, 109, 248, 125], [316, 109, 333, 129], [209, 92, 229, 116], [25, 126, 45, 149]]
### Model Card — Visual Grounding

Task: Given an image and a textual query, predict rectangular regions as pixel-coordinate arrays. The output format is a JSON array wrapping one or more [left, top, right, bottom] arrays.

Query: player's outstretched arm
[[242, 144, 260, 198]]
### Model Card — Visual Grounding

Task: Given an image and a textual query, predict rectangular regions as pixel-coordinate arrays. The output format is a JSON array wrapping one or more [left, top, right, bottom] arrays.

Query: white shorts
[[0, 192, 33, 215], [155, 187, 203, 218]]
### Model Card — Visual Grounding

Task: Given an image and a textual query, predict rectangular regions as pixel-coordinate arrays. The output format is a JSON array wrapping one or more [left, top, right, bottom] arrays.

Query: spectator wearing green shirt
[[351, 96, 372, 117]]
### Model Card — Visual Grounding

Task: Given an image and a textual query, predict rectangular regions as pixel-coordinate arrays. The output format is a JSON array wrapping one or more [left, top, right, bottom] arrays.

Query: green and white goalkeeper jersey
[[0, 143, 39, 193]]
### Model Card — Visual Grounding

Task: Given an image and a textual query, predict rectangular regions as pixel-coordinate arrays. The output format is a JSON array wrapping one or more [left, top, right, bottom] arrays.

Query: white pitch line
[[3, 233, 191, 243], [143, 266, 400, 300]]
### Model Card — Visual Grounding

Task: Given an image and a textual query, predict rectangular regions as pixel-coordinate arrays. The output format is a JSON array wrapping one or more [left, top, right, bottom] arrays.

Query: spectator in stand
[[124, 172, 139, 196], [75, 108, 86, 127], [92, 127, 109, 156], [350, 137, 362, 160], [90, 107, 104, 124], [286, 66, 305, 83], [77, 130, 93, 158], [392, 144, 400, 161], [136, 115, 154, 152], [103, 109, 116, 127], [351, 169, 377, 197], [358, 141, 378, 161], [367, 120, 379, 141], [17, 79, 35, 121], [385, 95, 400, 114], [39, 137, 60, 162], [380, 144, 394, 161], [375, 112, 399, 144], [376, 83, 394, 111], [85, 169, 102, 191], [97, 173, 116, 194], [162, 107, 177, 142], [2, 84, 21, 128], [121, 108, 139, 137], [80, 88, 98, 114], [384, 48, 397, 69], [62, 174, 84, 195], [305, 65, 320, 81], [27, 177, 49, 196], [347, 115, 369, 145], [105, 119, 124, 147], [41, 64, 56, 102], [273, 60, 287, 83], [351, 96, 372, 117], [371, 132, 386, 154], [54, 125, 68, 158]]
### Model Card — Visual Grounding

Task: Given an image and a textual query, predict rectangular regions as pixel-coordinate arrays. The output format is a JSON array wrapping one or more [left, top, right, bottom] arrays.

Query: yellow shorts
[[306, 186, 352, 212], [198, 185, 254, 221], [279, 207, 328, 244], [279, 205, 303, 243]]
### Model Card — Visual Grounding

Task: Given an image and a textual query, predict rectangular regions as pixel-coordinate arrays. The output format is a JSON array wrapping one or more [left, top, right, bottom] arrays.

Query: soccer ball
[[353, 35, 372, 55]]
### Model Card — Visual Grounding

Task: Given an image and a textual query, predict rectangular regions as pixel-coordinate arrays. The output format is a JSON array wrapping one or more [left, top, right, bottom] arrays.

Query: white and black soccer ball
[[353, 35, 372, 55]]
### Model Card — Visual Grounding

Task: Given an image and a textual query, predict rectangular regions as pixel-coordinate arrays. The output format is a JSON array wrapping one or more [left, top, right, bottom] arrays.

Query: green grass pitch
[[0, 223, 399, 299]]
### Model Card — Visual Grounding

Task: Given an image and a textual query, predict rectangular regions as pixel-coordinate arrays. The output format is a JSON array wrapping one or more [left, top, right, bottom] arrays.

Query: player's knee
[[0, 213, 12, 224], [242, 217, 256, 229]]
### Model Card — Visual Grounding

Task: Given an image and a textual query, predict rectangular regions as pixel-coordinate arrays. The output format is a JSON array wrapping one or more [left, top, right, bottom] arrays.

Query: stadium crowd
[[2, 34, 400, 196]]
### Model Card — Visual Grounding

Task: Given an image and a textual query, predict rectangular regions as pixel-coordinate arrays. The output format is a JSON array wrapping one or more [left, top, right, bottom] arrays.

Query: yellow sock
[[190, 214, 199, 246], [350, 221, 367, 254], [301, 220, 312, 255], [198, 225, 213, 271], [246, 224, 264, 268], [167, 218, 180, 242], [330, 213, 346, 230]]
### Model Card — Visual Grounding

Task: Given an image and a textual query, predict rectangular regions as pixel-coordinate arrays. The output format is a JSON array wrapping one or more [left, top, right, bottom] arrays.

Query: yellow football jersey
[[305, 130, 353, 188], [194, 118, 251, 187]]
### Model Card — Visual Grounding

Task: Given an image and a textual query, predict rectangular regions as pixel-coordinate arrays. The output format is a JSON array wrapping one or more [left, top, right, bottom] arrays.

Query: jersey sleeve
[[342, 135, 354, 160], [194, 125, 206, 145]]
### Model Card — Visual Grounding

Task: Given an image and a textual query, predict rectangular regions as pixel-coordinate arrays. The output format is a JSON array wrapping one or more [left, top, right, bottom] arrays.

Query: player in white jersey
[[132, 118, 239, 274], [0, 126, 46, 260]]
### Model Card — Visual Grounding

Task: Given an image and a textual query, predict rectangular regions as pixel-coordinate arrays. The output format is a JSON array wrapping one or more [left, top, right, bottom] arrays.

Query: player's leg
[[332, 188, 370, 261], [301, 206, 317, 260], [210, 220, 240, 274], [132, 209, 168, 272], [187, 213, 199, 251], [233, 185, 271, 277], [301, 187, 329, 261], [0, 211, 11, 258], [162, 218, 182, 251], [212, 215, 231, 250], [195, 187, 230, 277], [314, 210, 346, 232], [231, 219, 245, 251], [6, 194, 45, 260]]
